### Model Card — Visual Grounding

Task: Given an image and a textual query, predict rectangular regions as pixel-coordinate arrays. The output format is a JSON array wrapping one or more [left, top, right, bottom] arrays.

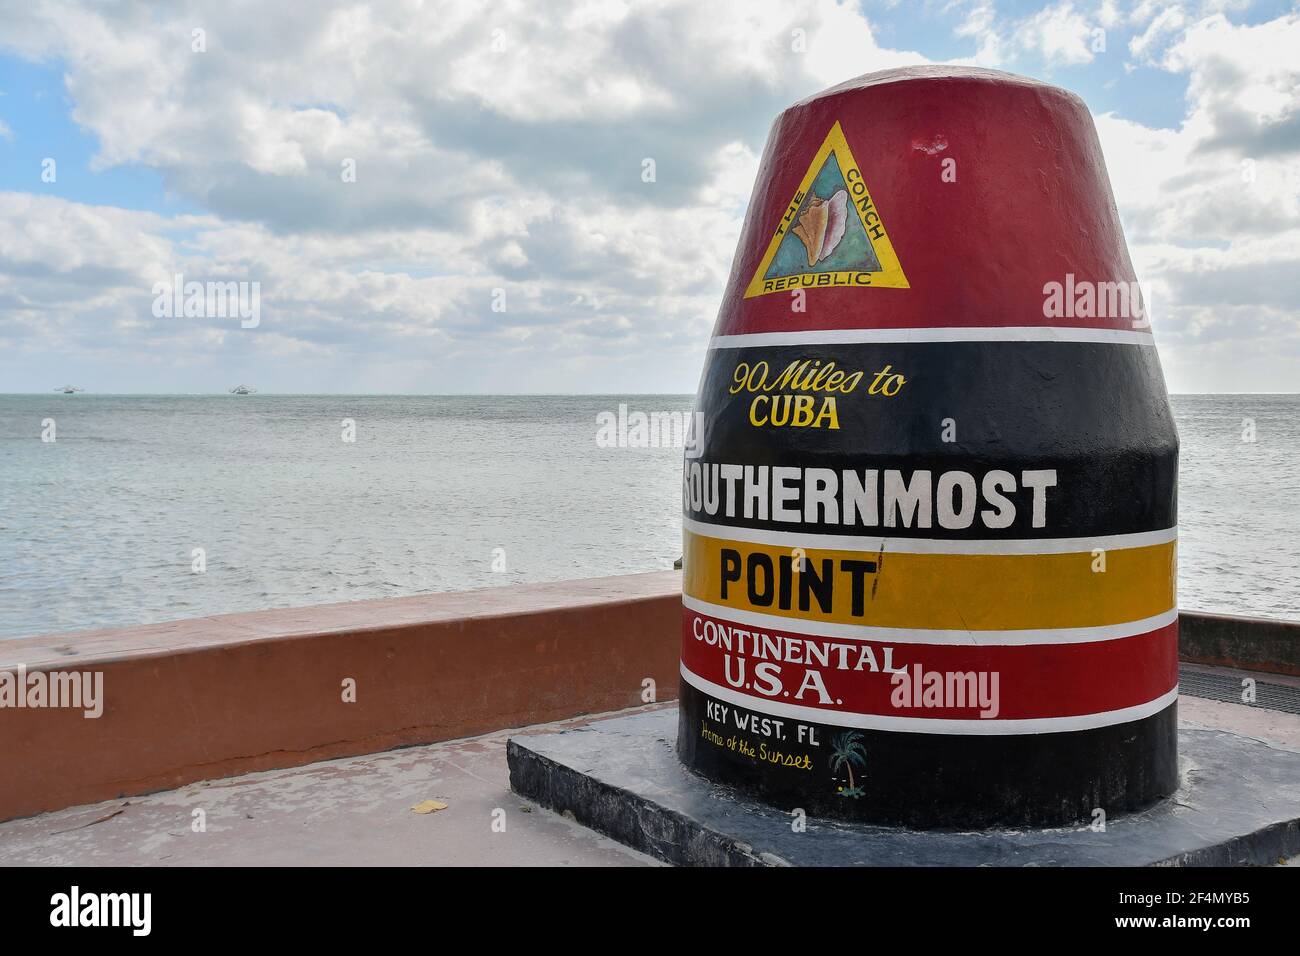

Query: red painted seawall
[[0, 571, 681, 824], [1, 572, 1292, 825]]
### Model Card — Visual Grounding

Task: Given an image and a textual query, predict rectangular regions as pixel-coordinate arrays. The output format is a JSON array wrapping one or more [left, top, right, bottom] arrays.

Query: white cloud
[[953, 0, 1004, 67], [1127, 4, 1188, 64], [1167, 13, 1300, 155], [0, 0, 1297, 392], [0, 0, 936, 392], [1095, 11, 1300, 391], [1015, 2, 1099, 66]]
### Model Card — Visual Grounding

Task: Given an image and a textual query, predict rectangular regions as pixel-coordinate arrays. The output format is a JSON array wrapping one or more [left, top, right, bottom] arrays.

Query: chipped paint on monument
[[744, 121, 908, 298]]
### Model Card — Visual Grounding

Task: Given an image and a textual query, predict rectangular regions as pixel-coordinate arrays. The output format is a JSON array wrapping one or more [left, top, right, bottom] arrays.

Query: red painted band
[[681, 606, 1177, 722], [720, 71, 1144, 336]]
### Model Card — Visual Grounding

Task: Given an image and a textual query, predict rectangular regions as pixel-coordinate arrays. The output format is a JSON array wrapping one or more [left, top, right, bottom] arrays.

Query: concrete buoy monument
[[511, 65, 1300, 865], [677, 65, 1178, 828]]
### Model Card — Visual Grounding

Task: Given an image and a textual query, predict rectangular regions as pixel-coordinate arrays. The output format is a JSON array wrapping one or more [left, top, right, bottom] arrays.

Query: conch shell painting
[[791, 189, 849, 266]]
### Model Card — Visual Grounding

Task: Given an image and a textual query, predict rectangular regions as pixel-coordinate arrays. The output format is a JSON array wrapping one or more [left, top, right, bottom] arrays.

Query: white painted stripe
[[680, 663, 1178, 735], [683, 517, 1176, 555], [681, 595, 1178, 646], [709, 326, 1155, 348]]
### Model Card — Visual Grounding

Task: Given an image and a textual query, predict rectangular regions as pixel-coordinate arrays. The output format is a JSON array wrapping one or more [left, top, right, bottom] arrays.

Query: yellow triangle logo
[[743, 121, 908, 299]]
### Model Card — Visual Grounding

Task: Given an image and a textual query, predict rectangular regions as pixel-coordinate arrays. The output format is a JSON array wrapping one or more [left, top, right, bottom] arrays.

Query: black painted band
[[688, 341, 1178, 538]]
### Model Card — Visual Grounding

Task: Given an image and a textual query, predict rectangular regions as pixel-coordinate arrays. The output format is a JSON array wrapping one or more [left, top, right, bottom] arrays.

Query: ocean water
[[0, 394, 1296, 640]]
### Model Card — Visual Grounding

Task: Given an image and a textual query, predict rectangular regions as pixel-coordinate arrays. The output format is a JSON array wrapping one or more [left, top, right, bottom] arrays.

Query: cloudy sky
[[0, 0, 1297, 394]]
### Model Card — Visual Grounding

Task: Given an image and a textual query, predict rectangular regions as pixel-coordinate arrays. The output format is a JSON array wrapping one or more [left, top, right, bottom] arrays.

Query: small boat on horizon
[[229, 385, 257, 395], [53, 385, 84, 394]]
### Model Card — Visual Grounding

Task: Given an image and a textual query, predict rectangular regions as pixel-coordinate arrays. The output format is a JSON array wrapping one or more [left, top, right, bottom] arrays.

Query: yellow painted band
[[682, 530, 1176, 630]]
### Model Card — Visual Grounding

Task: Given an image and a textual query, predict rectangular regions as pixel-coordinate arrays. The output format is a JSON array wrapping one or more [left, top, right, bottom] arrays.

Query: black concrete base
[[507, 706, 1300, 866]]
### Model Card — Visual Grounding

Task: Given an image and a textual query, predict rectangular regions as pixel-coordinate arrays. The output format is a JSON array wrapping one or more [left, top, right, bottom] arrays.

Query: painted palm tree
[[829, 731, 868, 798]]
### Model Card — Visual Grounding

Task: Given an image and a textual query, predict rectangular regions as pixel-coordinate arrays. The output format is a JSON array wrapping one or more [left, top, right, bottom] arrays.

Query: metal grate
[[1178, 665, 1300, 716]]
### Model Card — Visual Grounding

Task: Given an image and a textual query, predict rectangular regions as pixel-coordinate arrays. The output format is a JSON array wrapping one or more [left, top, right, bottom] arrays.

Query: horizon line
[[3, 390, 1299, 398]]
